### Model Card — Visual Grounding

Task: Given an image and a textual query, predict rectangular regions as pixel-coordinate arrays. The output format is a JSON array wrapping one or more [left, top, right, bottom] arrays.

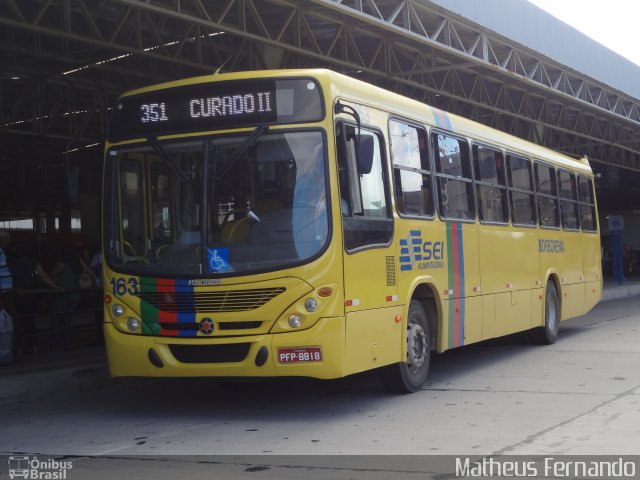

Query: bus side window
[[473, 144, 508, 224], [432, 133, 474, 221], [578, 175, 597, 232], [558, 169, 579, 230], [507, 154, 537, 226], [337, 122, 392, 251], [389, 120, 433, 216], [535, 162, 560, 229]]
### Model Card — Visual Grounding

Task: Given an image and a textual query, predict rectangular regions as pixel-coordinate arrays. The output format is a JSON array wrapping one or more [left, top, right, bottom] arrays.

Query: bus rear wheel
[[532, 281, 559, 345], [380, 299, 431, 393]]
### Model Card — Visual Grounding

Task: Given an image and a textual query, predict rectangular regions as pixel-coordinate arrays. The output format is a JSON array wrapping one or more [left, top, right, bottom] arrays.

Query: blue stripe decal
[[176, 279, 196, 338], [431, 107, 453, 131]]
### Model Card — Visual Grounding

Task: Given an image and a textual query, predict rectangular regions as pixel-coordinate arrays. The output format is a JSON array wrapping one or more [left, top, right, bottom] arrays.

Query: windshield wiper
[[215, 124, 269, 180], [147, 135, 190, 183]]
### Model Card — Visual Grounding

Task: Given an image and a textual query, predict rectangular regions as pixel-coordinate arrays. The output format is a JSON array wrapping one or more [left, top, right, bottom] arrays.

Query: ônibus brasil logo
[[8, 456, 73, 479]]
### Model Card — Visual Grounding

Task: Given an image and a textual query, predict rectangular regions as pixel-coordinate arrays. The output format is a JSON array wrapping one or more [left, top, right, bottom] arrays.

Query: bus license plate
[[277, 347, 323, 364]]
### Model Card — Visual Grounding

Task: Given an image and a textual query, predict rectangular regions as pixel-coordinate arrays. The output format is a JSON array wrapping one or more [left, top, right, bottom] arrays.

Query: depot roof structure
[[1, 0, 639, 221]]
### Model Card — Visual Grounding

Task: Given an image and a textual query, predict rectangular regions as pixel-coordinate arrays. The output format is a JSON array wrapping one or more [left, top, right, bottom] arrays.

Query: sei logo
[[422, 241, 444, 260], [400, 230, 446, 271]]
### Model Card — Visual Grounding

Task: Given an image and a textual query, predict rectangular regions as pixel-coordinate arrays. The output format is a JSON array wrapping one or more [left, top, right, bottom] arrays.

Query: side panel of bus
[[581, 177, 603, 312], [332, 84, 602, 367], [582, 230, 603, 312], [458, 222, 482, 346], [539, 229, 585, 320], [478, 224, 538, 338]]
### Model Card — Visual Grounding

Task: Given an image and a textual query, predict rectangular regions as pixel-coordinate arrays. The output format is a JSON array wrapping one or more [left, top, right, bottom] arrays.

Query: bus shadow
[[424, 314, 614, 390], [83, 318, 604, 423]]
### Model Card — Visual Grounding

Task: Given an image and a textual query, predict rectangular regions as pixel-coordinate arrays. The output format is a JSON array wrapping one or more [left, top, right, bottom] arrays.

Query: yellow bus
[[103, 69, 601, 392]]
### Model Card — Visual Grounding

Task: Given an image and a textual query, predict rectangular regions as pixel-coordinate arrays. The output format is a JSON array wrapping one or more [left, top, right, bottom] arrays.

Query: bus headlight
[[288, 314, 302, 328], [304, 298, 318, 312], [127, 318, 140, 332], [112, 303, 125, 317]]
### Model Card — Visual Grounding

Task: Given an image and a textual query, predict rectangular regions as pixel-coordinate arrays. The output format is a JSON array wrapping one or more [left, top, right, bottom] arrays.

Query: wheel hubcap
[[547, 291, 558, 332], [407, 322, 428, 373]]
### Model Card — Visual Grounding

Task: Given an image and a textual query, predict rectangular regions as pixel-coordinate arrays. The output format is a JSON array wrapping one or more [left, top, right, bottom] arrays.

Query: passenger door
[[336, 121, 400, 374]]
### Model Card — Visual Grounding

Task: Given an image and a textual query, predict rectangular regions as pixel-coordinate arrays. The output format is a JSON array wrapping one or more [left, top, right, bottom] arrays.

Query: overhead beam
[[0, 0, 638, 170]]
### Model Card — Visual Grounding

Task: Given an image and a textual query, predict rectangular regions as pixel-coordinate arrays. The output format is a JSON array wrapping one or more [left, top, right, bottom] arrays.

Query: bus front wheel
[[380, 299, 431, 393]]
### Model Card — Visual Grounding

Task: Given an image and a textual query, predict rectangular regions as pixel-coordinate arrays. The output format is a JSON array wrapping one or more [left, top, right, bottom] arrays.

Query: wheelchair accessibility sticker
[[207, 248, 232, 273]]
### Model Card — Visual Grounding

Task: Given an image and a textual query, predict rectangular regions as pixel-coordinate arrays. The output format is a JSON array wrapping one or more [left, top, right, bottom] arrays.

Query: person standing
[[89, 250, 102, 287], [0, 230, 12, 304], [0, 229, 14, 364]]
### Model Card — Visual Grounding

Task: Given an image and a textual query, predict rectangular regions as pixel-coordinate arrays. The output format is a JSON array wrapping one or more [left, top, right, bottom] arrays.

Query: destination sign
[[108, 77, 324, 141]]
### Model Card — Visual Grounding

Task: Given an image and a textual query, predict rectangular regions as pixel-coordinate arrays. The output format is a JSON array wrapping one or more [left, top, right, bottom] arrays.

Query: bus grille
[[169, 343, 251, 363], [137, 287, 286, 313], [159, 321, 263, 332]]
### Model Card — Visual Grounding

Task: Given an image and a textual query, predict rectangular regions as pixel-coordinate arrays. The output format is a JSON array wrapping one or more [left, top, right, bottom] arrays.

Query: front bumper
[[104, 316, 345, 379]]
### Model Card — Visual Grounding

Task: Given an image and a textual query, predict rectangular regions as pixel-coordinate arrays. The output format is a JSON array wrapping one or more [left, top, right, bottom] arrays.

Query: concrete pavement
[[1, 279, 639, 408]]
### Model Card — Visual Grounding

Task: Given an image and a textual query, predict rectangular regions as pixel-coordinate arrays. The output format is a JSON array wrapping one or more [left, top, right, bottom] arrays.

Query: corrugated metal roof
[[430, 0, 640, 100]]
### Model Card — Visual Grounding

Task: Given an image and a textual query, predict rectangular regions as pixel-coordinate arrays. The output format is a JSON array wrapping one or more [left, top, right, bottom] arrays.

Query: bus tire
[[380, 299, 431, 393], [532, 281, 559, 345]]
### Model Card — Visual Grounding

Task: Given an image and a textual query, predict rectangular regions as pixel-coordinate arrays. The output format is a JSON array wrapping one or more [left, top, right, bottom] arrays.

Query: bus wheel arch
[[380, 283, 438, 393], [546, 273, 563, 320], [411, 283, 439, 352], [532, 276, 561, 344]]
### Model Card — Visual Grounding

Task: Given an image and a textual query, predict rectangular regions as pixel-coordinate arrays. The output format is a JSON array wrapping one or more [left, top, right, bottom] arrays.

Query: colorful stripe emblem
[[446, 223, 465, 348], [431, 107, 453, 131], [140, 278, 197, 337]]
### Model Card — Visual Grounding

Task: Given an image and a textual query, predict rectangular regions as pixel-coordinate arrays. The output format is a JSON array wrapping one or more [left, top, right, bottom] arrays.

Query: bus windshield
[[105, 130, 329, 277]]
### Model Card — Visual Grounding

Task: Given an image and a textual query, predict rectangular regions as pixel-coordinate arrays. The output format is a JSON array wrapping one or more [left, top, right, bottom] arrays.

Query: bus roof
[[118, 68, 592, 175], [319, 70, 592, 175]]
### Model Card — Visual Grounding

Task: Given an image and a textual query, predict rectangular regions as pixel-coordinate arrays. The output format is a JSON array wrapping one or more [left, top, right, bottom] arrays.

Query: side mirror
[[356, 135, 374, 175]]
